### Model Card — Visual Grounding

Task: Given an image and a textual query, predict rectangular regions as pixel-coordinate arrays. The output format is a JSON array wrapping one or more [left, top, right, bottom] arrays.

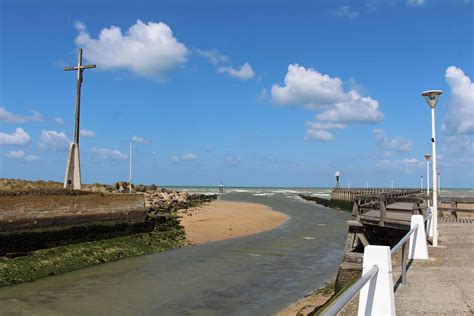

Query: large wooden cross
[[64, 48, 96, 144], [63, 48, 96, 190]]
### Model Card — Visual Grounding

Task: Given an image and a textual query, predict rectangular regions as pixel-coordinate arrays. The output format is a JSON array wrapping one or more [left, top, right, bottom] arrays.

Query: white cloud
[[304, 121, 345, 141], [39, 130, 71, 151], [80, 129, 96, 137], [74, 20, 188, 77], [0, 107, 43, 124], [54, 117, 64, 124], [270, 64, 383, 141], [91, 147, 127, 160], [401, 158, 423, 166], [271, 64, 346, 108], [171, 153, 198, 163], [316, 90, 383, 124], [5, 150, 40, 161], [257, 89, 269, 103], [225, 156, 241, 165], [442, 66, 474, 135], [131, 135, 150, 144], [218, 62, 255, 80], [304, 129, 334, 141], [376, 157, 423, 173], [196, 49, 229, 65], [182, 153, 197, 161], [373, 128, 413, 158], [306, 121, 346, 130], [0, 128, 32, 146], [407, 0, 426, 6], [334, 5, 360, 19], [439, 135, 474, 167]]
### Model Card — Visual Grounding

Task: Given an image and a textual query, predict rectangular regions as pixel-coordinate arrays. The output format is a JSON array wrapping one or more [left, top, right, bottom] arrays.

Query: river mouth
[[0, 192, 350, 315]]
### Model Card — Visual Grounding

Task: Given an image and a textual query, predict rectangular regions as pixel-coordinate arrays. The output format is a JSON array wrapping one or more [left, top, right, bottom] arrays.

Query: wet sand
[[180, 199, 290, 244]]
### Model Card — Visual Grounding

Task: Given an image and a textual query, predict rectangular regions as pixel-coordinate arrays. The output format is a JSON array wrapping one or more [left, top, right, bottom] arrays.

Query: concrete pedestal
[[64, 143, 81, 190]]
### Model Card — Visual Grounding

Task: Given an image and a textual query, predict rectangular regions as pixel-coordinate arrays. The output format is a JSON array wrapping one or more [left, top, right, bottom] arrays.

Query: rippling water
[[0, 192, 352, 315], [1, 188, 471, 315]]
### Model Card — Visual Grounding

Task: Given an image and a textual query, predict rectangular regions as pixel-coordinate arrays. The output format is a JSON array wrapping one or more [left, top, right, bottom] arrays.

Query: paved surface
[[395, 222, 474, 315], [340, 222, 474, 315]]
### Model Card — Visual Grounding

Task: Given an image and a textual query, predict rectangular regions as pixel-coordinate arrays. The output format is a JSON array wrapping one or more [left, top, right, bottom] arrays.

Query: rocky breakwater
[[144, 188, 217, 241]]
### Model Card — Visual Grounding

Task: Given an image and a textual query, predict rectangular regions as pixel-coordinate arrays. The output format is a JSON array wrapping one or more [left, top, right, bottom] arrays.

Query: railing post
[[401, 243, 407, 284], [358, 246, 395, 316], [426, 207, 434, 238], [409, 215, 429, 260]]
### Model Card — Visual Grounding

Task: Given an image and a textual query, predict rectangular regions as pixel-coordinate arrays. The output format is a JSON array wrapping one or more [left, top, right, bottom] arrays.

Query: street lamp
[[438, 172, 441, 195], [424, 154, 431, 196], [421, 89, 442, 247]]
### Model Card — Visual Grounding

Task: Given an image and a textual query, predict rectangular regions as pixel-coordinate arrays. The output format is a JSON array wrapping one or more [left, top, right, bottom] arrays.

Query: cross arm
[[64, 64, 97, 71]]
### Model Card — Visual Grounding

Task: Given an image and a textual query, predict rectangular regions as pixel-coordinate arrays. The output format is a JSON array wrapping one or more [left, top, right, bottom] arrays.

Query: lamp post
[[424, 154, 431, 196], [421, 89, 442, 247], [129, 142, 132, 194], [438, 172, 441, 195]]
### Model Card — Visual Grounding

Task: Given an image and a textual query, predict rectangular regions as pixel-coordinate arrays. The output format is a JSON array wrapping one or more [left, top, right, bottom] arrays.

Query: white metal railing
[[324, 265, 379, 316], [324, 212, 431, 316]]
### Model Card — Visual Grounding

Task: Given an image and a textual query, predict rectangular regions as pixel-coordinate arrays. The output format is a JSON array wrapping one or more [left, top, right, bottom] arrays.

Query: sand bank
[[179, 199, 289, 244]]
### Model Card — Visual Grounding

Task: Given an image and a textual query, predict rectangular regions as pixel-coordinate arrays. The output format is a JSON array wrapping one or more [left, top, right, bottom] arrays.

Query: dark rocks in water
[[299, 194, 331, 207], [299, 194, 353, 211]]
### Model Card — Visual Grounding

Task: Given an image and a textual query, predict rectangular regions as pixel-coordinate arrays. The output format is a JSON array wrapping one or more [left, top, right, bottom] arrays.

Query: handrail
[[391, 224, 418, 255], [324, 265, 379, 316], [325, 219, 426, 315]]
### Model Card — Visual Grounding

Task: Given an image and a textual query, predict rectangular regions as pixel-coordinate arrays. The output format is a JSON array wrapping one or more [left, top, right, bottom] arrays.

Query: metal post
[[431, 108, 438, 247], [74, 49, 83, 145], [401, 243, 407, 284], [426, 160, 430, 195], [129, 142, 132, 194]]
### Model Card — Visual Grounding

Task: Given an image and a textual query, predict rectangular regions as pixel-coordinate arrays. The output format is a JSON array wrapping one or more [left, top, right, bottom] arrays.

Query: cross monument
[[63, 48, 96, 190]]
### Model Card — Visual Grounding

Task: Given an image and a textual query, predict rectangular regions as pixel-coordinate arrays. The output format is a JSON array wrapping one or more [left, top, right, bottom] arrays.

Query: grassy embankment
[[0, 212, 185, 286], [0, 178, 216, 286]]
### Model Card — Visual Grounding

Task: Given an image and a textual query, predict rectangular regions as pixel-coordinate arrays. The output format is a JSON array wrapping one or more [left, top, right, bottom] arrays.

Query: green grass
[[0, 227, 185, 286]]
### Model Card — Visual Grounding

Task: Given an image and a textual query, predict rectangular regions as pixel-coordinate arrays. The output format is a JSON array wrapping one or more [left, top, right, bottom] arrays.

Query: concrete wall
[[0, 193, 146, 232]]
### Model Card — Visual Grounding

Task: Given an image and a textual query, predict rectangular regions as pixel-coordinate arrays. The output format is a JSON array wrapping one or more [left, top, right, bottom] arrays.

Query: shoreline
[[179, 199, 290, 244]]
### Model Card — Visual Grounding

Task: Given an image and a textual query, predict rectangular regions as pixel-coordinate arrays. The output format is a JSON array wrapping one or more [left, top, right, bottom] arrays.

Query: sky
[[0, 0, 473, 188]]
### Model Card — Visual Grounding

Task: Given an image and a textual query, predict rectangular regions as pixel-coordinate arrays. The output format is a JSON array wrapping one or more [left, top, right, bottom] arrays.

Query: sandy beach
[[179, 199, 289, 244]]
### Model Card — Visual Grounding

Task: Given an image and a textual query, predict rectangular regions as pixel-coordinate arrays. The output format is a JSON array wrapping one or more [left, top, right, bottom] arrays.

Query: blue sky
[[0, 0, 473, 188]]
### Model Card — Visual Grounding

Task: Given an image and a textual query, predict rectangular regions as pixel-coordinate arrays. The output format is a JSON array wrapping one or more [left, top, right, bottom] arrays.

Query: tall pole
[[129, 142, 132, 194], [426, 160, 430, 195], [438, 172, 441, 195], [421, 176, 424, 192], [74, 49, 83, 144], [431, 107, 438, 247]]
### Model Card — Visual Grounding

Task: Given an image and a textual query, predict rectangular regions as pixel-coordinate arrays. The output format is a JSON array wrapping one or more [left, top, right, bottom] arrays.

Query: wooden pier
[[333, 189, 474, 291]]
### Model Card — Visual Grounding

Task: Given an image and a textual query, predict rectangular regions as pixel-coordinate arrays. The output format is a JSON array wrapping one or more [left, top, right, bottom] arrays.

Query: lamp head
[[421, 90, 443, 109], [424, 154, 431, 161], [335, 171, 340, 177]]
